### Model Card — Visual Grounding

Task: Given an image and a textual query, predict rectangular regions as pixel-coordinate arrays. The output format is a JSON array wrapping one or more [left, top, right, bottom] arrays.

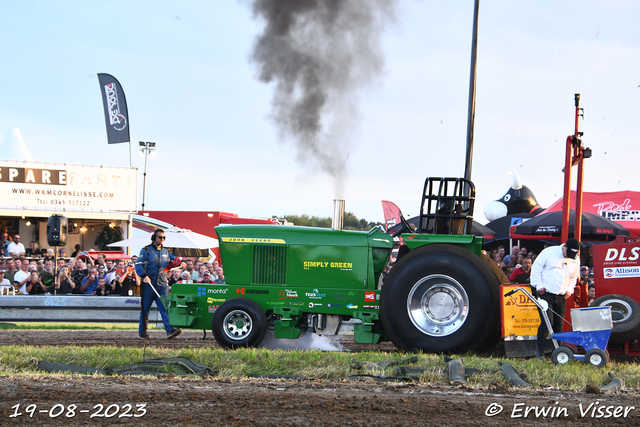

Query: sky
[[1, 1, 639, 226]]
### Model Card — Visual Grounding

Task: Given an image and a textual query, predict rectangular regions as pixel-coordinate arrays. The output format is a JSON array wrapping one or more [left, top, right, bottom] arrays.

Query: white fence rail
[[0, 295, 161, 323]]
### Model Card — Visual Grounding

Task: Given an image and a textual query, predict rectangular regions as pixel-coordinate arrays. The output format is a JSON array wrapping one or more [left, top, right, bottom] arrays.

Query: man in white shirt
[[0, 270, 10, 295], [13, 257, 32, 294], [530, 238, 581, 359], [104, 260, 123, 285], [7, 234, 26, 258]]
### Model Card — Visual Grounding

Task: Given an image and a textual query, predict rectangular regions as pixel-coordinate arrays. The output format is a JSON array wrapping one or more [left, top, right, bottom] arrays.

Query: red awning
[[537, 191, 640, 238], [134, 211, 278, 237], [78, 250, 130, 261], [220, 217, 277, 225], [132, 211, 279, 262]]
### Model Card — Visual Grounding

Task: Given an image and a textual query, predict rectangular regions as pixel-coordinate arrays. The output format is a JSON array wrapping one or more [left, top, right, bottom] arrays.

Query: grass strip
[[0, 345, 638, 390], [0, 323, 138, 330]]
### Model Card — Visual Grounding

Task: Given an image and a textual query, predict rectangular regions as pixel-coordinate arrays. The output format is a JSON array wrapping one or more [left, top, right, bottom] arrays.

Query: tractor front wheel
[[212, 298, 267, 349]]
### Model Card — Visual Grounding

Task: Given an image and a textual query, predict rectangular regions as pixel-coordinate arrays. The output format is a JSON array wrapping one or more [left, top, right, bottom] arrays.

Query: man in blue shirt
[[136, 228, 183, 339], [1, 231, 10, 257], [80, 267, 99, 295]]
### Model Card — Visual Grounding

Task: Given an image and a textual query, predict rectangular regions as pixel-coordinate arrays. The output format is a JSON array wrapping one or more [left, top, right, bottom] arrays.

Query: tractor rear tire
[[380, 244, 500, 354], [212, 298, 267, 349], [591, 294, 640, 345]]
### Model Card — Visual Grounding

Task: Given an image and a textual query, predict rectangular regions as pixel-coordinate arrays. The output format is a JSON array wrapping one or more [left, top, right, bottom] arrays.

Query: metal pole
[[141, 145, 148, 211], [575, 151, 585, 241], [561, 135, 572, 244], [573, 95, 584, 241], [464, 0, 480, 183], [126, 215, 133, 257], [561, 94, 582, 243], [54, 246, 58, 296]]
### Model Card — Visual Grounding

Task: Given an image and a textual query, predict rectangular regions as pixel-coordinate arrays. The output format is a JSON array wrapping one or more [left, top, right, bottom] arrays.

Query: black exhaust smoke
[[249, 0, 397, 182]]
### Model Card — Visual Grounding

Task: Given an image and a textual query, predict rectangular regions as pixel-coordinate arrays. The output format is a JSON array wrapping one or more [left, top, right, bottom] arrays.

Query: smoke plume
[[261, 329, 343, 351], [249, 0, 396, 181]]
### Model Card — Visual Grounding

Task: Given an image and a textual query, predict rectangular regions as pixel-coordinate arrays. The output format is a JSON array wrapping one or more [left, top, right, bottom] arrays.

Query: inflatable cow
[[484, 171, 544, 222]]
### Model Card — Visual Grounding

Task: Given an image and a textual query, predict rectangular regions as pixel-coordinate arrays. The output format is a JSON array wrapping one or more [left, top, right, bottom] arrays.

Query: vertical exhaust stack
[[332, 199, 345, 230]]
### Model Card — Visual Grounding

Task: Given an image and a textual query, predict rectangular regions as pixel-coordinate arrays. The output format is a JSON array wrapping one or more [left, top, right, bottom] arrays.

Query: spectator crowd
[[0, 232, 225, 296]]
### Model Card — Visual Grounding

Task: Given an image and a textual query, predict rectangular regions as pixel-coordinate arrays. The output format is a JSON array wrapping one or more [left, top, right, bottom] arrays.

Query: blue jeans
[[536, 292, 567, 350], [139, 282, 172, 334]]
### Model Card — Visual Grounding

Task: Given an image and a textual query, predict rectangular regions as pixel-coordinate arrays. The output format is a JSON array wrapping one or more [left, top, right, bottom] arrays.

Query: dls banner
[[0, 160, 137, 213], [97, 73, 130, 144]]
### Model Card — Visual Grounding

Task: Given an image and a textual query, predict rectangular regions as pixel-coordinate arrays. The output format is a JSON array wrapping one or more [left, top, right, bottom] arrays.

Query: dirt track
[[2, 330, 640, 426]]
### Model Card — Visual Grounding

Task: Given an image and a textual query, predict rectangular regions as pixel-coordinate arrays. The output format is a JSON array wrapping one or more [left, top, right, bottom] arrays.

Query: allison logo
[[604, 267, 640, 279]]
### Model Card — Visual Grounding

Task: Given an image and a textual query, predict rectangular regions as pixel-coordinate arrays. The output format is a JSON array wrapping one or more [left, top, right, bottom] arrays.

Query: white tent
[[0, 128, 34, 161], [108, 226, 219, 249]]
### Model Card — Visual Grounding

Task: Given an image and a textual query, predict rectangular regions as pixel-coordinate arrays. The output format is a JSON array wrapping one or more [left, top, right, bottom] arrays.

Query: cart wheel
[[585, 348, 609, 367], [551, 346, 574, 365]]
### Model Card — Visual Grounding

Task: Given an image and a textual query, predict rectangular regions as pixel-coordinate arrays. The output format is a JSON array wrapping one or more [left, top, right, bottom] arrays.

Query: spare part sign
[[0, 160, 137, 213]]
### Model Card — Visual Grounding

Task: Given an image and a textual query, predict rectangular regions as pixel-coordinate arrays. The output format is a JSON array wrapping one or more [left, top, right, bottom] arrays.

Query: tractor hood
[[215, 225, 393, 289], [215, 225, 393, 249]]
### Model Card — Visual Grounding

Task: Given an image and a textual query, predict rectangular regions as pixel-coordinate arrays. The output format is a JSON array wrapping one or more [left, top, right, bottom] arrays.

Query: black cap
[[564, 238, 580, 259]]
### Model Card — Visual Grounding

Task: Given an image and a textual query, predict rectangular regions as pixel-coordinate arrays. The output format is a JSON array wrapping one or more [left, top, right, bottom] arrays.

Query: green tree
[[277, 213, 382, 231], [94, 224, 124, 251]]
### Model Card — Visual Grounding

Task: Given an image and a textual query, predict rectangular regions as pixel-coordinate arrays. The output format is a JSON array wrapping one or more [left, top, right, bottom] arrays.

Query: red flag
[[381, 200, 403, 232]]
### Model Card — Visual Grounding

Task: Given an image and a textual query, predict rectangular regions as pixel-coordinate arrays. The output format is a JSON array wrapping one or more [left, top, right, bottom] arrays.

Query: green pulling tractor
[[168, 177, 507, 353]]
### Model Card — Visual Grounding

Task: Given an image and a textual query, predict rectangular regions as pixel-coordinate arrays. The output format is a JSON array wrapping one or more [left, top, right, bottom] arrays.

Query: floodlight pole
[[139, 141, 156, 211], [142, 148, 148, 211]]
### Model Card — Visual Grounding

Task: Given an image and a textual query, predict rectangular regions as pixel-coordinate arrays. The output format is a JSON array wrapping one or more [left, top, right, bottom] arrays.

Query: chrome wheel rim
[[589, 353, 603, 366], [223, 310, 252, 341], [602, 299, 632, 323], [407, 274, 469, 337], [557, 352, 570, 364]]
